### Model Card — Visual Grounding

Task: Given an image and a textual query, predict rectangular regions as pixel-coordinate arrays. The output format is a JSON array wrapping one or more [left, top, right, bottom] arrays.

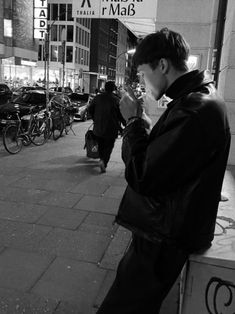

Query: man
[[97, 28, 231, 313], [89, 81, 125, 173]]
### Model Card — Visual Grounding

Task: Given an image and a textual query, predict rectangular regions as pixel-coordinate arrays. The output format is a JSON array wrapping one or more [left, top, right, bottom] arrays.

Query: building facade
[[36, 0, 91, 92], [0, 0, 38, 87], [116, 20, 127, 88], [89, 19, 119, 93]]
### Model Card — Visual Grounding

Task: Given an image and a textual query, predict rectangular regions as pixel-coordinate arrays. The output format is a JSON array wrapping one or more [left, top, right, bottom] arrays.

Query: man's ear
[[159, 58, 169, 74]]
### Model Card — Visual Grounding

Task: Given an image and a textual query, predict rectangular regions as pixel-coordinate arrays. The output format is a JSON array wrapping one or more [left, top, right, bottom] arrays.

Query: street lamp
[[116, 48, 136, 60], [44, 9, 67, 109], [61, 27, 66, 93], [116, 48, 136, 86]]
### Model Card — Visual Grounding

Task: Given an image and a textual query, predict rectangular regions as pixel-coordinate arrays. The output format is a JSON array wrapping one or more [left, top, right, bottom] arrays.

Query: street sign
[[34, 0, 48, 39], [72, 0, 158, 19]]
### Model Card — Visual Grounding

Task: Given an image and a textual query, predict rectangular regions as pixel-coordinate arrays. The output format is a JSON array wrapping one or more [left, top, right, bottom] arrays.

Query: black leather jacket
[[116, 70, 231, 253]]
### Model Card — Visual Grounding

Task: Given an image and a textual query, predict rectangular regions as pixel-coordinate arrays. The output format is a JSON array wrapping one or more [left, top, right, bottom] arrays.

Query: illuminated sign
[[72, 0, 158, 19], [34, 0, 48, 39]]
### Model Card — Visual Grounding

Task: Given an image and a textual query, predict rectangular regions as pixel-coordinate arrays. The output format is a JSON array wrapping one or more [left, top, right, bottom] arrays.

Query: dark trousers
[[97, 235, 188, 314], [96, 136, 115, 167]]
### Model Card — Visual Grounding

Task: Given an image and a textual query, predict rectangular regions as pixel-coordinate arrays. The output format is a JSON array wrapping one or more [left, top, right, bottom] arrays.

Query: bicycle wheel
[[3, 124, 23, 154], [64, 113, 74, 134], [52, 116, 64, 140], [30, 118, 48, 146]]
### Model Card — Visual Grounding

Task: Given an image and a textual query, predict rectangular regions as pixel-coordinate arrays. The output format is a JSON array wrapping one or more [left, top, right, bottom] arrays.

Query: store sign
[[34, 0, 48, 39], [72, 0, 158, 19]]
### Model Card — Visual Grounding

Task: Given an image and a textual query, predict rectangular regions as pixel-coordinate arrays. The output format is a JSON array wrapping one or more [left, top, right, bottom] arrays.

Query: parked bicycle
[[50, 99, 75, 140], [2, 105, 49, 154]]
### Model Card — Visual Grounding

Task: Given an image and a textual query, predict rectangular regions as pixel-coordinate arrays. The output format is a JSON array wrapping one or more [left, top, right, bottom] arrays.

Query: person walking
[[89, 81, 125, 173], [97, 28, 231, 313]]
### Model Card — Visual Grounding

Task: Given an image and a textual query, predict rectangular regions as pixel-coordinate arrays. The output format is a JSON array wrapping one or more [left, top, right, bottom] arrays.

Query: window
[[81, 29, 84, 45], [51, 45, 58, 62], [66, 46, 73, 62], [76, 26, 79, 43], [51, 25, 57, 41], [48, 4, 51, 20], [38, 44, 44, 61], [59, 25, 65, 41], [67, 4, 73, 21], [67, 25, 73, 42], [58, 46, 62, 63], [75, 47, 78, 63], [59, 4, 66, 21], [79, 28, 81, 45], [4, 0, 12, 10], [52, 4, 58, 20], [4, 19, 12, 37], [78, 48, 81, 64]]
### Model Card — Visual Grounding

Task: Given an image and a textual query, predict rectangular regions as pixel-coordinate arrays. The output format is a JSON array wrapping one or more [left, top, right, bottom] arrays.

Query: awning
[[119, 18, 156, 38]]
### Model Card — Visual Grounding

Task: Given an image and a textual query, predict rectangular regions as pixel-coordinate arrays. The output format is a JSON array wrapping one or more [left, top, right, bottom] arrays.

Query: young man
[[89, 81, 125, 173], [97, 28, 231, 313]]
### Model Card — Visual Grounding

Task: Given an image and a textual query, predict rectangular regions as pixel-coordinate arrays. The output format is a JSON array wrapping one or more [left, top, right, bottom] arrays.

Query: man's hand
[[120, 87, 152, 131], [119, 87, 142, 121]]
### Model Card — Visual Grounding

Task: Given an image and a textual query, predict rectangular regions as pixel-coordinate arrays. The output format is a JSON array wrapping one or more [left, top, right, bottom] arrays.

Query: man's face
[[138, 63, 167, 101]]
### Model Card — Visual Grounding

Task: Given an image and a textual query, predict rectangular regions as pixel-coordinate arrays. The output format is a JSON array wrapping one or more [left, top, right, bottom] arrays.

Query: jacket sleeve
[[122, 110, 209, 197]]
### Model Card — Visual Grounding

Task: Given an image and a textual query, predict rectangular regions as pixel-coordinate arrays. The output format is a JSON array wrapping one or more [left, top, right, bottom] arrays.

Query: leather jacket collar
[[165, 70, 214, 101]]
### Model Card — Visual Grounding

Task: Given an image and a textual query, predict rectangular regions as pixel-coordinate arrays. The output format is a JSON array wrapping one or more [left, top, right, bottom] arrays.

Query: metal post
[[62, 40, 66, 94], [45, 32, 50, 111]]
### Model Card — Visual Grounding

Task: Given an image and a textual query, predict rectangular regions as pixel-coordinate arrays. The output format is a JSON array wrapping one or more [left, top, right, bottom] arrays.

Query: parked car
[[0, 90, 47, 121], [68, 93, 94, 121], [0, 83, 13, 106], [49, 86, 73, 95], [12, 86, 46, 99]]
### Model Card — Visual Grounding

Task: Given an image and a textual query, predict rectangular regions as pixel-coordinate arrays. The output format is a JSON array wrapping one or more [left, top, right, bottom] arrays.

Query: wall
[[13, 0, 38, 53], [218, 0, 235, 164], [144, 0, 220, 125]]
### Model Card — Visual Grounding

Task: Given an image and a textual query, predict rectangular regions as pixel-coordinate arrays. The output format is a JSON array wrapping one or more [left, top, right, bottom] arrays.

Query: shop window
[[66, 46, 73, 63], [67, 4, 73, 21], [52, 4, 58, 20], [67, 25, 73, 42], [59, 4, 66, 21], [51, 25, 57, 41]]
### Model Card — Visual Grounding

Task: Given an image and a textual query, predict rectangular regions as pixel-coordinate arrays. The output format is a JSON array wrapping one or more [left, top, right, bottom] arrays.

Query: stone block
[[38, 208, 88, 230], [32, 257, 106, 312], [0, 248, 53, 292], [74, 195, 120, 215], [38, 228, 111, 263]]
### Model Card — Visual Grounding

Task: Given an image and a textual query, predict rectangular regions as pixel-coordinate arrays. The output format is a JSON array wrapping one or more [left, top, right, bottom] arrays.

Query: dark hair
[[105, 81, 116, 93], [133, 28, 190, 71]]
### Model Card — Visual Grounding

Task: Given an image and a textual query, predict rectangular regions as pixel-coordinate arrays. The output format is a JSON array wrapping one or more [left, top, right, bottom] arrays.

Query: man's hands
[[119, 86, 142, 121], [120, 86, 152, 131]]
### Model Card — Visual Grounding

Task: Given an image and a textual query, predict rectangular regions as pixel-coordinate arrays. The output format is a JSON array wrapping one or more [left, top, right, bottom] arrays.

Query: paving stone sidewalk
[[1, 121, 233, 313], [0, 121, 131, 314]]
